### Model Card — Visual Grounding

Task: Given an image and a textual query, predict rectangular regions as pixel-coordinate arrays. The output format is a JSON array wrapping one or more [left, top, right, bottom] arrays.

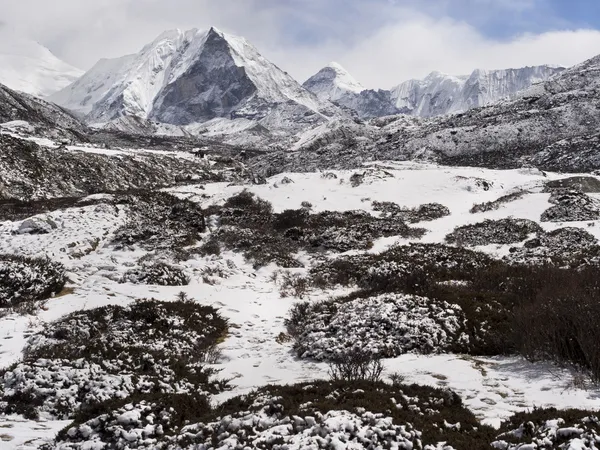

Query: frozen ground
[[1, 161, 599, 448]]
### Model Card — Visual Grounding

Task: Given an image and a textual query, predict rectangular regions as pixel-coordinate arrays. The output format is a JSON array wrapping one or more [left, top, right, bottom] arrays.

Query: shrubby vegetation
[[284, 242, 600, 380], [372, 201, 450, 222], [0, 255, 66, 308], [44, 381, 496, 450], [0, 299, 228, 419], [121, 260, 190, 286], [470, 190, 527, 214], [112, 191, 206, 251], [445, 218, 542, 246], [541, 189, 600, 222], [202, 191, 427, 268]]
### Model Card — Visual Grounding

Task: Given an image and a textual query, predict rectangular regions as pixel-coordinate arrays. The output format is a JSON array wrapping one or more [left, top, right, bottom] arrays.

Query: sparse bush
[[328, 350, 384, 383], [278, 271, 310, 298], [350, 172, 364, 187]]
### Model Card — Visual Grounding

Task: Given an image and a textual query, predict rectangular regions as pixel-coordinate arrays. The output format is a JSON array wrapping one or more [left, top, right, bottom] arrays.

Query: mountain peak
[[303, 62, 364, 102], [52, 26, 330, 128]]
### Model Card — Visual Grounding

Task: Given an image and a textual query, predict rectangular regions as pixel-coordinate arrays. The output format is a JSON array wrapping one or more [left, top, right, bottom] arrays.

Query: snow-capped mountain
[[390, 66, 564, 117], [303, 64, 561, 120], [303, 62, 364, 102], [0, 27, 83, 97], [51, 27, 336, 132], [303, 63, 399, 119]]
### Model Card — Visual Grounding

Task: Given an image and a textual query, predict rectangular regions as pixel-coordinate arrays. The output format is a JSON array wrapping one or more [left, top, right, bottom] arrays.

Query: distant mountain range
[[303, 62, 563, 119], [0, 25, 571, 147]]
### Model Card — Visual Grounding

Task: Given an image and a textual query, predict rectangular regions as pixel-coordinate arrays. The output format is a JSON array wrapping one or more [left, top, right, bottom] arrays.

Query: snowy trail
[[1, 162, 600, 447]]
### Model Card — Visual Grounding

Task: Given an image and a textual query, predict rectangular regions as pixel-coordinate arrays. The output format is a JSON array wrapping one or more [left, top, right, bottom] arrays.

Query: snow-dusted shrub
[[216, 226, 304, 269], [372, 201, 451, 223], [305, 210, 427, 252], [445, 218, 542, 246], [0, 300, 228, 419], [112, 191, 206, 251], [121, 261, 190, 286], [506, 227, 600, 267], [45, 381, 492, 450], [288, 293, 469, 360], [309, 243, 492, 293], [545, 176, 600, 193], [0, 255, 66, 308], [493, 408, 600, 450], [541, 189, 600, 222], [208, 193, 427, 266]]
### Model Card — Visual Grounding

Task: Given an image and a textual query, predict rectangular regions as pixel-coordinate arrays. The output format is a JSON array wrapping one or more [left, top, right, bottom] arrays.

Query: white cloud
[[1, 0, 600, 89]]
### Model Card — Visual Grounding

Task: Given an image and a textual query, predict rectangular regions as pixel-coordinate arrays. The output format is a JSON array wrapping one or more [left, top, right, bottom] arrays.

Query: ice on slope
[[0, 27, 83, 97], [303, 61, 365, 102]]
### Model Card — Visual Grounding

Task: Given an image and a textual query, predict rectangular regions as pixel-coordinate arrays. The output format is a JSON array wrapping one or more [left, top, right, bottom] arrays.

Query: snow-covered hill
[[51, 27, 337, 134], [390, 65, 563, 117], [0, 27, 82, 97]]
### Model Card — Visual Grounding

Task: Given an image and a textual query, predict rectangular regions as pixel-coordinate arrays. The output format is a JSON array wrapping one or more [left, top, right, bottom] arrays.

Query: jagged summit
[[0, 26, 83, 97], [50, 27, 332, 130]]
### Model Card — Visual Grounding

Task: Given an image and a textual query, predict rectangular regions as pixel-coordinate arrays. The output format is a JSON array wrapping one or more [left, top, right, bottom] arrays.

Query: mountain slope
[[0, 27, 83, 97], [0, 82, 87, 139], [51, 27, 335, 133]]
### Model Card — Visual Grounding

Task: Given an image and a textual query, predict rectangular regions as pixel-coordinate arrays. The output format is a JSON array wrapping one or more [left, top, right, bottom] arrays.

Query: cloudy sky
[[2, 0, 600, 88]]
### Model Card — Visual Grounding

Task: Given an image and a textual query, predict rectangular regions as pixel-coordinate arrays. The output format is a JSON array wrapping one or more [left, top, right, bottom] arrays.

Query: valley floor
[[1, 162, 600, 449]]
